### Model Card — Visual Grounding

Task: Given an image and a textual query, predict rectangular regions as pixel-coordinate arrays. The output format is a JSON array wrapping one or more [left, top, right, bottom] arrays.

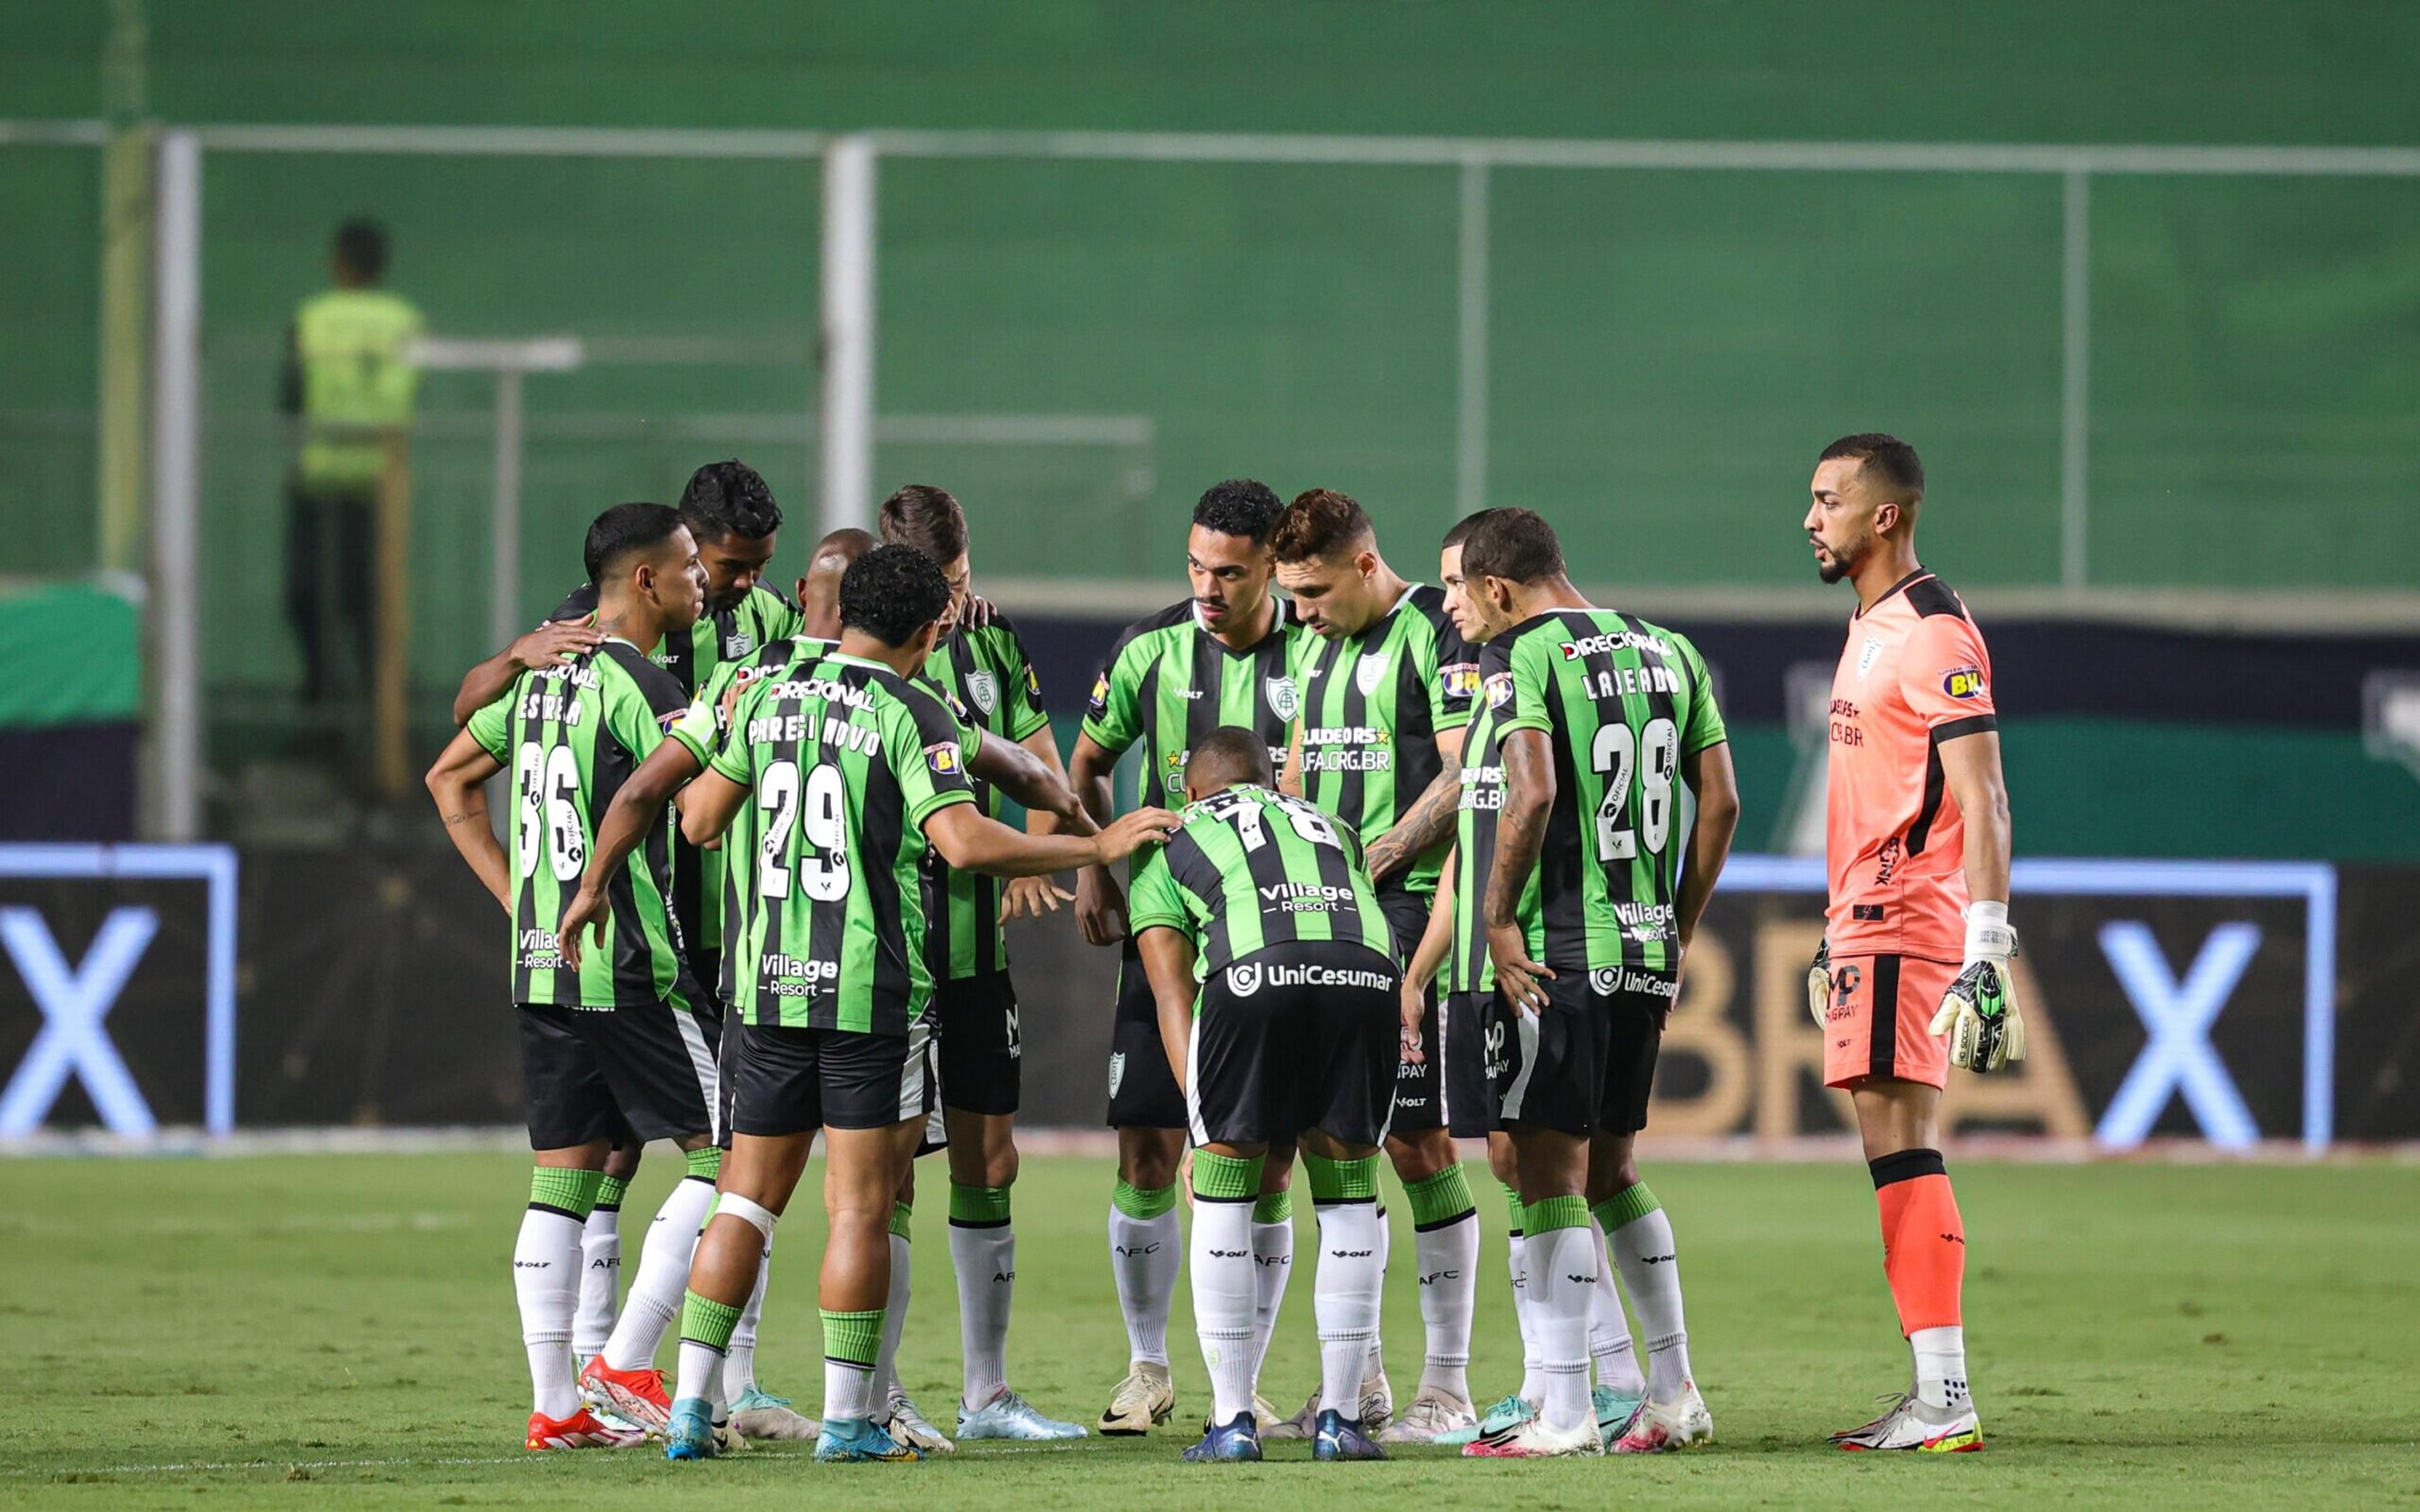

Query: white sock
[[1528, 1221, 1596, 1433], [573, 1204, 622, 1360], [725, 1240, 770, 1397], [948, 1216, 1015, 1411], [1606, 1203, 1693, 1400], [1413, 1213, 1478, 1402], [1587, 1218, 1645, 1394], [876, 1230, 912, 1399], [1192, 1196, 1259, 1424], [1109, 1203, 1180, 1369], [1509, 1230, 1543, 1404], [514, 1207, 583, 1419], [1250, 1213, 1294, 1382], [826, 1358, 880, 1424], [1313, 1202, 1384, 1416], [1367, 1205, 1390, 1386], [602, 1175, 717, 1370], [1911, 1326, 1969, 1412], [673, 1337, 728, 1418]]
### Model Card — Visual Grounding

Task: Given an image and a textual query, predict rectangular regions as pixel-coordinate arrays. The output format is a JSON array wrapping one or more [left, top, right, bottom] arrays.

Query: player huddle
[[428, 433, 2025, 1467]]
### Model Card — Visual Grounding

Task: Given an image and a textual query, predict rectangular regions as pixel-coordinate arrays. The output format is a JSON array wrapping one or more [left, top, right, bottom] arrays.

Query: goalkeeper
[[1799, 434, 2019, 1455]]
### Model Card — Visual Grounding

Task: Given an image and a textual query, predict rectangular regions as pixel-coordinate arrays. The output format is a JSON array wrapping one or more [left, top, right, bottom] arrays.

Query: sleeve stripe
[[1933, 713, 1999, 742]]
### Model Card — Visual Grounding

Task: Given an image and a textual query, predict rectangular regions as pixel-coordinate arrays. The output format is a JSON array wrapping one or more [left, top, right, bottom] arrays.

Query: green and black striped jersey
[[552, 581, 805, 959], [1492, 608, 1727, 975], [711, 652, 977, 1034], [1081, 598, 1302, 810], [672, 636, 984, 1007], [1290, 584, 1477, 897], [1448, 637, 1508, 996], [466, 641, 695, 1009], [918, 617, 1052, 980], [1126, 782, 1396, 992]]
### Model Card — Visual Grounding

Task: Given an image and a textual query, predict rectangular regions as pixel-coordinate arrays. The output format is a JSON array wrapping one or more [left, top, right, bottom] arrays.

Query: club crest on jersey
[[966, 670, 999, 715], [1355, 652, 1390, 696], [1226, 961, 1265, 997], [1441, 661, 1480, 703], [724, 629, 754, 658], [1265, 674, 1300, 723], [1856, 633, 1884, 680], [925, 741, 964, 776], [1485, 672, 1516, 710], [1942, 665, 1986, 700], [1088, 670, 1111, 715]]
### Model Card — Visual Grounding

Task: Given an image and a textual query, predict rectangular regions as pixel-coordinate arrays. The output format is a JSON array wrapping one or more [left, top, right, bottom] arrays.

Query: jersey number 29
[[1591, 716, 1678, 862], [759, 758, 850, 902]]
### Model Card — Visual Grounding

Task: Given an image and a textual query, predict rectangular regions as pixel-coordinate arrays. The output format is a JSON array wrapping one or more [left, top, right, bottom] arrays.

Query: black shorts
[[1187, 944, 1400, 1148], [933, 970, 1020, 1116], [1107, 935, 1187, 1130], [1378, 889, 1492, 1138], [518, 997, 721, 1150], [726, 1017, 940, 1137], [1452, 987, 1512, 1131], [1493, 967, 1673, 1138]]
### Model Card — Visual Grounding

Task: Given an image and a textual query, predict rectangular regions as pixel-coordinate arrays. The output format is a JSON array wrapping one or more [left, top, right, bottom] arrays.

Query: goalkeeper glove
[[1806, 939, 1831, 1030], [1928, 901, 2027, 1073]]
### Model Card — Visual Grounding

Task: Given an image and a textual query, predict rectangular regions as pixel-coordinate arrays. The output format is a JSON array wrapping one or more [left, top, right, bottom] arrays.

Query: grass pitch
[[4, 1150, 2416, 1508]]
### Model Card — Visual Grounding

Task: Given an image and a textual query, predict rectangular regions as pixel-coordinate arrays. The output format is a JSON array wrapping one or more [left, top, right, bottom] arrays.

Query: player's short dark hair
[[1269, 488, 1373, 564], [1186, 724, 1275, 792], [1820, 433, 1925, 508], [334, 219, 388, 280], [677, 460, 782, 543], [1460, 508, 1565, 586], [1442, 508, 1502, 550], [879, 484, 970, 566], [839, 544, 952, 647], [584, 502, 686, 585], [1192, 479, 1284, 544]]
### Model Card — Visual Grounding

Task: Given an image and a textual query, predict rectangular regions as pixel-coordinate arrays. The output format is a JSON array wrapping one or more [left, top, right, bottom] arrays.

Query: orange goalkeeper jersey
[[1822, 570, 1997, 960]]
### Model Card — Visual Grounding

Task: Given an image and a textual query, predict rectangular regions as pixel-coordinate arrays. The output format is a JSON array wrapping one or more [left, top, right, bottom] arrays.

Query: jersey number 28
[[759, 758, 850, 902], [1591, 716, 1678, 862]]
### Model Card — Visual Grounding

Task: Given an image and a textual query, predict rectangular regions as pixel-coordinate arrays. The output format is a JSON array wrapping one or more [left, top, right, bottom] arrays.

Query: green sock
[[681, 1289, 742, 1352], [529, 1166, 604, 1219], [1402, 1164, 1477, 1228], [595, 1173, 629, 1211], [820, 1307, 884, 1368], [1593, 1182, 1662, 1231], [684, 1146, 723, 1181], [1252, 1189, 1293, 1225], [890, 1200, 914, 1240], [1191, 1149, 1264, 1201], [1522, 1194, 1590, 1235], [948, 1183, 1011, 1226], [1501, 1179, 1526, 1233], [1113, 1179, 1178, 1220], [1303, 1152, 1380, 1203]]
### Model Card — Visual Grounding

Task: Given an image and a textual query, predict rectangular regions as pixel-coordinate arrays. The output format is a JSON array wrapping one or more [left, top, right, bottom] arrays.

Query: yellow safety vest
[[294, 287, 424, 490]]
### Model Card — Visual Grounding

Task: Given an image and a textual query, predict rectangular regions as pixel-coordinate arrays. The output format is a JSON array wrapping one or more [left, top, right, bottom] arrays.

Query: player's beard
[[1814, 536, 1861, 585]]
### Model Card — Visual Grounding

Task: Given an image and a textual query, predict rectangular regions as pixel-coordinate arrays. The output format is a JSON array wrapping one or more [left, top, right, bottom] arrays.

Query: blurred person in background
[[280, 218, 422, 719]]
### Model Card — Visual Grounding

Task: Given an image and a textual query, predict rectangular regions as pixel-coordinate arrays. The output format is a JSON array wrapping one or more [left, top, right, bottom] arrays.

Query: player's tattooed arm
[[1485, 727, 1557, 1013], [560, 740, 704, 973], [1067, 732, 1130, 946], [448, 621, 606, 726], [1366, 727, 1467, 882], [1005, 724, 1083, 919], [1673, 740, 1741, 954], [424, 729, 509, 909]]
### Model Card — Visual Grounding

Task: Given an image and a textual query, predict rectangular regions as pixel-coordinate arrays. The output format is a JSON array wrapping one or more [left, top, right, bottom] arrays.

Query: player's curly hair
[[583, 501, 686, 585], [1460, 508, 1565, 585], [1192, 479, 1284, 544], [677, 459, 783, 542], [879, 484, 970, 566], [1267, 488, 1373, 564], [1819, 433, 1925, 510], [839, 544, 952, 648]]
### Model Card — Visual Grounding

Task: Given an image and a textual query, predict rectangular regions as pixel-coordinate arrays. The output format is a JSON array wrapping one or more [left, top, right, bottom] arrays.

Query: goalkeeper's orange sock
[[1870, 1148, 1969, 1412]]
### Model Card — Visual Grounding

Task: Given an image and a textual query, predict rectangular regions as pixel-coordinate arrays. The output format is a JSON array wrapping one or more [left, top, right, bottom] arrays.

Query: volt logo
[[2095, 922, 2262, 1150], [0, 907, 159, 1135]]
